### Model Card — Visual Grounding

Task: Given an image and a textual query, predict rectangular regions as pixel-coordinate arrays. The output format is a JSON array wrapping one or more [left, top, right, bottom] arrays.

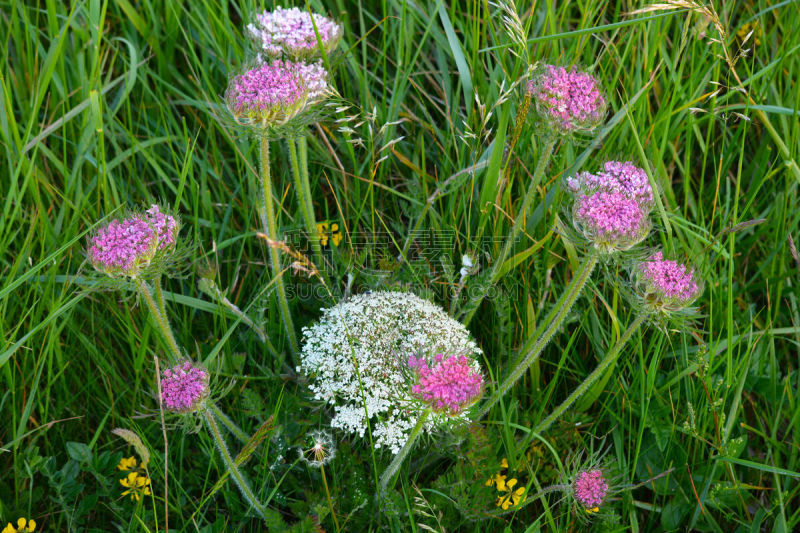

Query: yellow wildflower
[[316, 221, 342, 247], [120, 472, 152, 502], [586, 506, 600, 514], [117, 456, 137, 471], [2, 518, 36, 533], [737, 21, 761, 47], [496, 478, 526, 510]]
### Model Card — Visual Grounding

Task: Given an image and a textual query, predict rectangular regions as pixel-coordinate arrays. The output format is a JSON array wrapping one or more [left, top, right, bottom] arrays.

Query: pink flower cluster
[[408, 354, 483, 414], [573, 469, 608, 509], [529, 65, 606, 132], [160, 362, 209, 413], [568, 161, 653, 207], [88, 205, 177, 276], [226, 60, 329, 125], [639, 252, 700, 303], [574, 190, 647, 244], [247, 7, 342, 59]]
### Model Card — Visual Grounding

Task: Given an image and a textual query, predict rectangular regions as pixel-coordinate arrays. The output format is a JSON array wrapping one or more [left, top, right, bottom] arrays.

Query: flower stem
[[259, 137, 299, 356], [203, 409, 267, 518], [535, 312, 647, 434], [463, 138, 556, 326], [288, 136, 326, 282], [477, 250, 600, 419], [209, 402, 249, 444], [378, 410, 430, 496], [135, 277, 181, 363], [320, 464, 341, 533]]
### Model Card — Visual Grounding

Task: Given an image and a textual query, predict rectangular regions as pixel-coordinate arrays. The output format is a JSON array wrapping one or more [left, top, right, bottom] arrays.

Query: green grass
[[2, 0, 800, 530]]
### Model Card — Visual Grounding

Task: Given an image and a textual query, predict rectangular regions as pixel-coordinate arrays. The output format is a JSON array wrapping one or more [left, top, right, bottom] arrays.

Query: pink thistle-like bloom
[[638, 252, 702, 310], [247, 7, 343, 60], [573, 191, 650, 252], [529, 65, 606, 133], [567, 161, 654, 208], [225, 59, 329, 129], [573, 469, 608, 510], [408, 354, 483, 415], [88, 205, 178, 277], [160, 362, 209, 413]]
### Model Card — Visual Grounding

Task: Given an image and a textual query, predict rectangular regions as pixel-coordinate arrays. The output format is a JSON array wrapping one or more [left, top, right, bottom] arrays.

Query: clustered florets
[[88, 205, 178, 278], [573, 469, 609, 511], [408, 353, 483, 414], [299, 291, 482, 453], [637, 251, 701, 311], [568, 161, 653, 252], [225, 59, 330, 129], [160, 362, 209, 413], [247, 7, 342, 60], [529, 64, 606, 133]]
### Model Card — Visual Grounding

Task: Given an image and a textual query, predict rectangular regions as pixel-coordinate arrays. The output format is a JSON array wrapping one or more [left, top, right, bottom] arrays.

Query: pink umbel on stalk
[[247, 7, 342, 60], [408, 354, 483, 414], [637, 252, 702, 310], [528, 65, 606, 133], [573, 190, 650, 251], [160, 362, 209, 413], [88, 205, 177, 277], [567, 161, 654, 208], [225, 60, 329, 129], [573, 469, 608, 510]]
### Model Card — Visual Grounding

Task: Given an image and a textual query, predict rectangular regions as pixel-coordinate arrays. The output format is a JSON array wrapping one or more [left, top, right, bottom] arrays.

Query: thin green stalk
[[288, 136, 326, 280], [378, 410, 430, 495], [477, 251, 600, 419], [535, 312, 648, 434], [320, 465, 341, 533], [209, 402, 249, 444], [259, 137, 299, 356], [463, 138, 556, 325], [135, 277, 181, 363], [203, 409, 267, 518]]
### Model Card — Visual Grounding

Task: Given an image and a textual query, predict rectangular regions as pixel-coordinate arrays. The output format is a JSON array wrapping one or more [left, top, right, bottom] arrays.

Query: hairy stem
[[209, 402, 249, 444], [135, 277, 181, 362], [378, 410, 430, 496], [463, 138, 556, 325], [259, 137, 299, 356], [288, 136, 326, 281], [477, 251, 600, 419], [535, 312, 647, 434], [203, 409, 267, 518], [154, 356, 169, 532]]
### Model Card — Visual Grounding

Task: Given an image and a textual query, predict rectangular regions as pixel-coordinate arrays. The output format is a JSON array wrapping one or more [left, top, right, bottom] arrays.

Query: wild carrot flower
[[160, 361, 209, 413], [573, 190, 651, 252], [635, 251, 702, 313], [88, 205, 178, 278], [567, 160, 654, 208], [298, 429, 336, 468], [299, 291, 482, 453], [528, 65, 606, 134], [2, 519, 36, 533], [225, 59, 331, 134], [120, 472, 152, 502], [247, 7, 342, 60], [408, 353, 483, 414], [573, 469, 608, 513]]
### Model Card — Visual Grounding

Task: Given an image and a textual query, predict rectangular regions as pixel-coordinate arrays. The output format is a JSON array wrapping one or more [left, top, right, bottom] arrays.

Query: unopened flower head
[[636, 251, 702, 313], [573, 469, 609, 512], [299, 291, 482, 454], [247, 7, 343, 60], [225, 59, 331, 134], [529, 65, 606, 134], [567, 161, 654, 208], [298, 429, 336, 468], [408, 353, 483, 414], [572, 190, 651, 252], [160, 361, 209, 413], [88, 205, 179, 278]]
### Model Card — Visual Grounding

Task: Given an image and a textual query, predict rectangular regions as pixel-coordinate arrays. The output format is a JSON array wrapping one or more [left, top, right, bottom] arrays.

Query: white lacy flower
[[299, 291, 482, 454]]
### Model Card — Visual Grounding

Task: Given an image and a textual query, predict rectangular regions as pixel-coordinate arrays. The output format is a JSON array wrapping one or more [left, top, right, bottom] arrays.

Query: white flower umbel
[[299, 291, 482, 453]]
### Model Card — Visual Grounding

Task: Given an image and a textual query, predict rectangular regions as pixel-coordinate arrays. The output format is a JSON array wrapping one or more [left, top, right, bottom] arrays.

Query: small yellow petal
[[17, 518, 27, 529], [506, 478, 517, 489], [500, 458, 508, 469], [2, 524, 14, 533], [27, 520, 36, 532]]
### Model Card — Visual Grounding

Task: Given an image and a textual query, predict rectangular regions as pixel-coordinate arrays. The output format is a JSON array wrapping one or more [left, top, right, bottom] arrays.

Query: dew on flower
[[160, 361, 209, 413], [529, 64, 606, 133], [247, 7, 343, 60]]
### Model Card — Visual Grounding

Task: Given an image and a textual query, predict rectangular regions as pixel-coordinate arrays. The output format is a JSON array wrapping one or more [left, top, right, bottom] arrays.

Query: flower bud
[[528, 65, 606, 135], [247, 7, 343, 61]]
